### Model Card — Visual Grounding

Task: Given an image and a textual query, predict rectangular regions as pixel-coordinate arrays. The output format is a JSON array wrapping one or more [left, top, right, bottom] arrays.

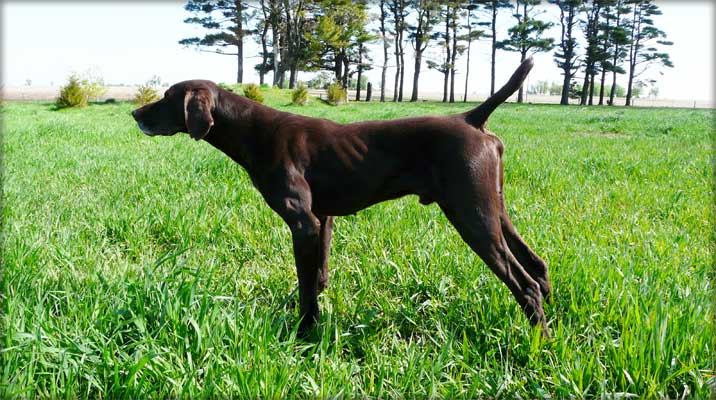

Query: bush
[[134, 76, 162, 106], [291, 82, 309, 106], [242, 83, 264, 103], [327, 82, 347, 105], [218, 82, 235, 92], [81, 73, 107, 102], [55, 71, 108, 109], [134, 85, 160, 106], [56, 75, 88, 108]]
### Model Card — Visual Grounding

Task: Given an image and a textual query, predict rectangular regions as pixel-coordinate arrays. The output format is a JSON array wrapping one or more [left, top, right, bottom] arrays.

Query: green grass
[[1, 89, 714, 398]]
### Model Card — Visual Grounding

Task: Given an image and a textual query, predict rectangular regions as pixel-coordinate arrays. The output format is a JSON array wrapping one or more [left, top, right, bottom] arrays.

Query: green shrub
[[327, 82, 347, 105], [242, 83, 264, 103], [56, 75, 88, 109], [291, 82, 309, 106], [133, 76, 163, 106], [218, 82, 235, 92], [260, 83, 270, 89], [134, 85, 160, 106], [55, 71, 108, 109], [80, 74, 107, 102]]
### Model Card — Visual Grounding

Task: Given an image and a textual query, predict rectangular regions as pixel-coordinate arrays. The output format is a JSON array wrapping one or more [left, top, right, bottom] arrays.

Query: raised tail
[[464, 57, 534, 129]]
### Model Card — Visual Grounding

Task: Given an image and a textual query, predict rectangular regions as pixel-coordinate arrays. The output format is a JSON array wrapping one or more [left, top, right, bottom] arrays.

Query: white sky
[[2, 1, 713, 102]]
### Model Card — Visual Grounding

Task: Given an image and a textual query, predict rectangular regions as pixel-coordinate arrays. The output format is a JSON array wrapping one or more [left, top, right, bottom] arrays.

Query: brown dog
[[132, 58, 551, 337]]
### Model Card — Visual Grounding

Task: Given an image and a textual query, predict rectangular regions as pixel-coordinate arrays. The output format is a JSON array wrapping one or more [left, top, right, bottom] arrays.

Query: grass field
[[1, 88, 713, 398]]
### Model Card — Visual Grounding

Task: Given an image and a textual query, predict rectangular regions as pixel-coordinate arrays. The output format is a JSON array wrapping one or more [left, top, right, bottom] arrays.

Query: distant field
[[1, 88, 713, 398]]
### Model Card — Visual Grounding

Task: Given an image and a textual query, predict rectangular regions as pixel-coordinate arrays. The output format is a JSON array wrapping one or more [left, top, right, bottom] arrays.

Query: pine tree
[[606, 1, 630, 105], [479, 0, 512, 95], [389, 0, 408, 101], [551, 0, 582, 105], [578, 0, 602, 105], [498, 0, 554, 103], [624, 0, 673, 106], [461, 1, 488, 102], [408, 0, 440, 102], [180, 0, 253, 84], [379, 0, 391, 102]]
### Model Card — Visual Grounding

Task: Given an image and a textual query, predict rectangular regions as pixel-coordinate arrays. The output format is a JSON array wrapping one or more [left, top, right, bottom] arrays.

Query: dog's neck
[[201, 90, 281, 173]]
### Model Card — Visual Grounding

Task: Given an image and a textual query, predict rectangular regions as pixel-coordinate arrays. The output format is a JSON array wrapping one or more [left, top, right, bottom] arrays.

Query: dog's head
[[132, 80, 217, 141]]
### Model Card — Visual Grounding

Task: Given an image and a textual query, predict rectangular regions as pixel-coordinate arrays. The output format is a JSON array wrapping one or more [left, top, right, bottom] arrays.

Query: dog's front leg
[[288, 213, 322, 335], [267, 174, 324, 335]]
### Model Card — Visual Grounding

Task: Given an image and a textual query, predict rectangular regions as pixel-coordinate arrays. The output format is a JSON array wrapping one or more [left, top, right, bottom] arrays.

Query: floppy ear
[[184, 89, 214, 140]]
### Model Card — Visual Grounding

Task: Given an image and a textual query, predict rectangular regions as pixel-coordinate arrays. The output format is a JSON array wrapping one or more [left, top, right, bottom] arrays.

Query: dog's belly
[[306, 167, 434, 216]]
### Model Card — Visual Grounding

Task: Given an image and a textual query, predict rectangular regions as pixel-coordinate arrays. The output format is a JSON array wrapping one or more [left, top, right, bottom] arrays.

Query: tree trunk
[[393, 19, 401, 102], [449, 9, 457, 103], [625, 2, 641, 106], [588, 70, 595, 105], [366, 82, 372, 101], [625, 56, 636, 106], [342, 57, 349, 89], [356, 44, 363, 101], [517, 51, 526, 103], [235, 0, 244, 84], [580, 66, 590, 105], [560, 66, 571, 105], [558, 2, 575, 105], [289, 64, 297, 89], [608, 10, 623, 106], [393, 50, 400, 101], [398, 36, 405, 102], [598, 68, 607, 105], [442, 5, 450, 103], [463, 8, 472, 103], [272, 7, 283, 88], [490, 1, 498, 96], [392, 3, 405, 102], [598, 8, 611, 106], [609, 46, 619, 105], [259, 21, 269, 85], [380, 0, 388, 102], [516, 2, 527, 103], [410, 48, 422, 102]]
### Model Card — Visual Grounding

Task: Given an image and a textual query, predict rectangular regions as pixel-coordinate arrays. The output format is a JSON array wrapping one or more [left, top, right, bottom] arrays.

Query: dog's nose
[[131, 109, 139, 120]]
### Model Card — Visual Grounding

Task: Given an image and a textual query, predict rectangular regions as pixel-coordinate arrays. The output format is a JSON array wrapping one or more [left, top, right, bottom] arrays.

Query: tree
[[428, 0, 459, 102], [308, 0, 368, 88], [498, 0, 554, 103], [180, 0, 253, 84], [578, 0, 602, 105], [461, 0, 487, 102], [389, 0, 408, 101], [408, 0, 439, 102], [447, 1, 468, 102], [353, 28, 377, 101], [283, 0, 313, 89], [379, 0, 391, 101], [551, 0, 581, 105], [255, 0, 273, 85], [606, 1, 630, 105], [480, 0, 512, 95], [624, 0, 672, 106]]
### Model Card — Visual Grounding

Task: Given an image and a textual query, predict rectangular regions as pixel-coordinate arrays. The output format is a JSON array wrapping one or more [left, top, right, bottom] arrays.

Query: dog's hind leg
[[317, 216, 333, 293], [437, 149, 549, 336], [499, 211, 551, 303], [440, 200, 549, 336]]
